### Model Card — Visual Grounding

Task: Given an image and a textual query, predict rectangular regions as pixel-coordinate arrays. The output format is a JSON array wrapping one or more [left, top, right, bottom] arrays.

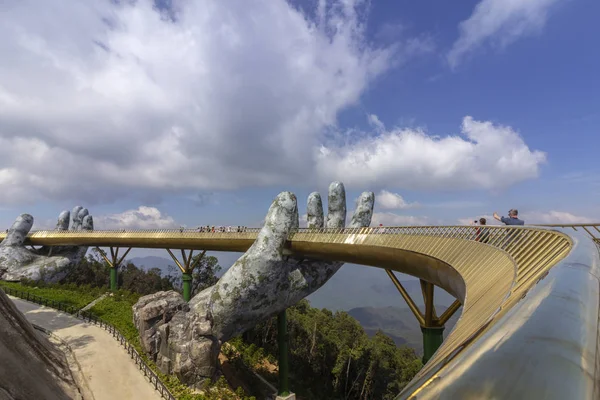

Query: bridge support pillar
[[166, 249, 206, 302], [182, 272, 192, 302], [277, 309, 293, 398], [421, 326, 444, 364], [110, 266, 118, 291], [386, 270, 463, 364], [96, 246, 131, 292]]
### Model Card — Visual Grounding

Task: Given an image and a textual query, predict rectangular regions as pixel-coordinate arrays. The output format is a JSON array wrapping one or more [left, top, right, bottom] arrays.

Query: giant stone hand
[[0, 207, 93, 282], [133, 182, 374, 387]]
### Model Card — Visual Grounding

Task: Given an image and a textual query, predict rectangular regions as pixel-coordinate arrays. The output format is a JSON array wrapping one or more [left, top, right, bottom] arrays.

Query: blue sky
[[0, 0, 598, 308]]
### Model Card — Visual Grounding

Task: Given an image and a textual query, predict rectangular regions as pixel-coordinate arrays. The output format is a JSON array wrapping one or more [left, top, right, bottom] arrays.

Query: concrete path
[[9, 296, 162, 400]]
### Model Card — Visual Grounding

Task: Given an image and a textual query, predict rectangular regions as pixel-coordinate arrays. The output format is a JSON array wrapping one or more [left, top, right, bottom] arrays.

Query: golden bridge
[[1, 223, 599, 399]]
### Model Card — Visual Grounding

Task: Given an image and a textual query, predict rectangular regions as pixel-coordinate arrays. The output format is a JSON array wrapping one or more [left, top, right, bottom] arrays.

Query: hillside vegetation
[[3, 252, 423, 399]]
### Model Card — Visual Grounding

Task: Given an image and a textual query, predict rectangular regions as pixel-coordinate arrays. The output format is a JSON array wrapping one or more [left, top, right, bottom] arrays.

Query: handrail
[[0, 285, 176, 400], [399, 225, 600, 398], [1, 224, 596, 397]]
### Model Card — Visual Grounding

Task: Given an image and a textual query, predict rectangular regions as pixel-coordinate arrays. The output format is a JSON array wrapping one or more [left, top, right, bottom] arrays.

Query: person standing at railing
[[493, 209, 524, 225], [493, 209, 524, 249], [476, 218, 490, 243]]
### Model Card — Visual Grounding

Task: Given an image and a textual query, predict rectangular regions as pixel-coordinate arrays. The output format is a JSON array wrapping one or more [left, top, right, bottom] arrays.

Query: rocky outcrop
[[133, 182, 375, 388], [0, 207, 93, 283], [0, 288, 82, 400], [133, 291, 190, 362]]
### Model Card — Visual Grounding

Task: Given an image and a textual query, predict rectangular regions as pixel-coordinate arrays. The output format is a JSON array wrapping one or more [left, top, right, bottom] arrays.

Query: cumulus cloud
[[457, 215, 499, 226], [0, 0, 545, 205], [524, 211, 595, 224], [447, 0, 563, 68], [0, 0, 408, 204], [371, 212, 429, 227], [458, 211, 595, 225], [96, 206, 177, 229], [316, 116, 546, 190], [377, 190, 418, 210]]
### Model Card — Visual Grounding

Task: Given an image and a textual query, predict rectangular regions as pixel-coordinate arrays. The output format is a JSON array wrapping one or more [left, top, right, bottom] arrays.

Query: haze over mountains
[[129, 255, 458, 353]]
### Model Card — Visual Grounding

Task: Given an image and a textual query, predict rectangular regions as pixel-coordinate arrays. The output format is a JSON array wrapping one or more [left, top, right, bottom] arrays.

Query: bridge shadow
[[20, 307, 83, 331], [62, 334, 96, 350]]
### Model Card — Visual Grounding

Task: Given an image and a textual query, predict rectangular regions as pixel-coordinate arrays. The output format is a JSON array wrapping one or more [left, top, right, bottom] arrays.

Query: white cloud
[[447, 0, 563, 68], [524, 211, 595, 224], [457, 214, 500, 226], [316, 116, 546, 190], [299, 213, 308, 228], [429, 200, 485, 209], [0, 1, 545, 205], [458, 211, 595, 226], [0, 0, 417, 204], [377, 190, 418, 210], [371, 212, 429, 227], [96, 206, 177, 229]]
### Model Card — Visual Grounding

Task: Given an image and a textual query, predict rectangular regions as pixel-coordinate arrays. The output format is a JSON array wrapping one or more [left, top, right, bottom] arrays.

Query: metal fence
[[0, 285, 176, 400]]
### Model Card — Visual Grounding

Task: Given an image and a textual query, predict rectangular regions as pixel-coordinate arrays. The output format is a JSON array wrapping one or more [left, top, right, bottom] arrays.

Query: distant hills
[[348, 304, 461, 354], [306, 264, 456, 311], [129, 256, 178, 274]]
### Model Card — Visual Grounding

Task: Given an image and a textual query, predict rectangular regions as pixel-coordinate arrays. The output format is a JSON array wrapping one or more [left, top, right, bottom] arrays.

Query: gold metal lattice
[[0, 225, 577, 395]]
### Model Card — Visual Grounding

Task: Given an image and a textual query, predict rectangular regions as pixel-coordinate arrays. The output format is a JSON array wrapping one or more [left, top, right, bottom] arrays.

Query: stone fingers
[[246, 191, 298, 259], [82, 215, 93, 231], [307, 192, 324, 229], [70, 206, 83, 230], [74, 208, 88, 230], [349, 192, 375, 228], [326, 181, 346, 229], [56, 211, 70, 231], [2, 214, 34, 246]]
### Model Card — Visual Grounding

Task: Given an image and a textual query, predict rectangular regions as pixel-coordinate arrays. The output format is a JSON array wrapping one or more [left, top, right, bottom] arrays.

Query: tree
[[169, 254, 222, 297], [238, 299, 422, 399], [191, 254, 221, 296]]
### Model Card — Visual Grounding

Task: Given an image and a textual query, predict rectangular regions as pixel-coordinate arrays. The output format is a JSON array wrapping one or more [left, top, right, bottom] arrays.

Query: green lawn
[[0, 281, 104, 309], [0, 282, 254, 400]]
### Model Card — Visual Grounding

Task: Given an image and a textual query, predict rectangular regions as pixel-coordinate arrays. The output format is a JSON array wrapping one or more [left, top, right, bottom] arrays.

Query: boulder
[[132, 291, 190, 360], [132, 290, 219, 388]]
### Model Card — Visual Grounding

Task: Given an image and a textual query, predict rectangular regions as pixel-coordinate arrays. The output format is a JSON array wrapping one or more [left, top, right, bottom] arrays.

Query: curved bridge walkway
[[2, 224, 599, 398]]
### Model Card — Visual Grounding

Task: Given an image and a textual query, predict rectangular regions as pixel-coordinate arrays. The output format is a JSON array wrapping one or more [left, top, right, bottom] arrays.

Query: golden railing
[[0, 224, 582, 397]]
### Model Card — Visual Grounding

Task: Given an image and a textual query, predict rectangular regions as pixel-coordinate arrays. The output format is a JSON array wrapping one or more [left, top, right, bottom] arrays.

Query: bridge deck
[[0, 226, 583, 397]]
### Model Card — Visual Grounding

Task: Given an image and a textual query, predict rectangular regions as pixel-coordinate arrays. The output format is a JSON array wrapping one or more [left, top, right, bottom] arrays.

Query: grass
[[2, 281, 256, 400], [0, 281, 104, 309], [90, 291, 255, 400]]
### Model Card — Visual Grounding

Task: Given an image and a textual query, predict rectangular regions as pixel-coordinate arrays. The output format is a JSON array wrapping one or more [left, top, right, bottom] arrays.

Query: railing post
[[182, 272, 193, 302], [277, 309, 295, 399]]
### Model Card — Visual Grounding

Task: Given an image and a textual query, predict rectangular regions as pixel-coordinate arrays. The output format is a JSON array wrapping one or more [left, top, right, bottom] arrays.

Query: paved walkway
[[9, 296, 162, 400]]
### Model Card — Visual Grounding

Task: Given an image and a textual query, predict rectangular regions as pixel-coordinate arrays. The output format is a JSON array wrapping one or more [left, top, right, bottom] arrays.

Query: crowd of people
[[192, 226, 249, 233]]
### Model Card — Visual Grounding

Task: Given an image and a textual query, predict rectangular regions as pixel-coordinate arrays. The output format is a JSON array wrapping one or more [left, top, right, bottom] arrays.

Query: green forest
[[16, 251, 422, 399]]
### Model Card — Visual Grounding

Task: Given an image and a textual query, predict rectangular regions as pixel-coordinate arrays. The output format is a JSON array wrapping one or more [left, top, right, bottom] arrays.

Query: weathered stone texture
[[133, 182, 375, 388], [132, 291, 190, 359], [0, 207, 94, 283], [307, 192, 324, 229]]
